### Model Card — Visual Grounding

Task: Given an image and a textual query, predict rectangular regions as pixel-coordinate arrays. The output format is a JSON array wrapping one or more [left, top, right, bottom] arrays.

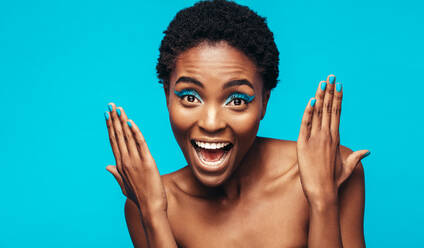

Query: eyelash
[[174, 89, 255, 106], [174, 89, 203, 103], [224, 92, 255, 106]]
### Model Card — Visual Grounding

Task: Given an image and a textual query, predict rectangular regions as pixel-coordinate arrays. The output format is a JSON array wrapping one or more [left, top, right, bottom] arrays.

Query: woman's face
[[166, 41, 269, 187]]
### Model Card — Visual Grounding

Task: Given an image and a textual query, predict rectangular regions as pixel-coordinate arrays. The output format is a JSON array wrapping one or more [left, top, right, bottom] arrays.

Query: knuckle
[[316, 108, 323, 118], [324, 102, 332, 113], [332, 135, 340, 144], [332, 106, 341, 115], [121, 154, 130, 165], [115, 153, 122, 163], [136, 136, 145, 145], [302, 119, 312, 127], [124, 131, 132, 143], [320, 129, 331, 140], [115, 129, 123, 138]]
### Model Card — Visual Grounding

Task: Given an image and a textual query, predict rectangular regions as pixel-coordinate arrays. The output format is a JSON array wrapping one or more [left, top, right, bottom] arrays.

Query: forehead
[[170, 42, 262, 85]]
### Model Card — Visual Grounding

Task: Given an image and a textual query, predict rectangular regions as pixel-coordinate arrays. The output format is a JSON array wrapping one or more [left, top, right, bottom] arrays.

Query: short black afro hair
[[156, 0, 280, 92]]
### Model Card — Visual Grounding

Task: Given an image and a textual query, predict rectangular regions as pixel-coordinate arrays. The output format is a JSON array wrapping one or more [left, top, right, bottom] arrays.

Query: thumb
[[106, 165, 127, 196], [337, 150, 370, 187], [346, 150, 370, 170]]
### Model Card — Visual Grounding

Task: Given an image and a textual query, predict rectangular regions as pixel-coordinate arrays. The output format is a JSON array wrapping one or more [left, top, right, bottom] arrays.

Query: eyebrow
[[175, 76, 254, 90]]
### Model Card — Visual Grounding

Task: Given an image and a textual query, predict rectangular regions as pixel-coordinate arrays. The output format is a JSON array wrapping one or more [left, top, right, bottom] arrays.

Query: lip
[[191, 138, 233, 143], [190, 140, 233, 174]]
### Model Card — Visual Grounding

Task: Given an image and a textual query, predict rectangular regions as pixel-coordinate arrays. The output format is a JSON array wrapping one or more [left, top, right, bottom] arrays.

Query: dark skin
[[105, 41, 369, 247]]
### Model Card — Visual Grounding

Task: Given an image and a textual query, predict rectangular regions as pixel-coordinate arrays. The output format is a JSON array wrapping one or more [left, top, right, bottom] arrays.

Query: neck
[[203, 136, 267, 203]]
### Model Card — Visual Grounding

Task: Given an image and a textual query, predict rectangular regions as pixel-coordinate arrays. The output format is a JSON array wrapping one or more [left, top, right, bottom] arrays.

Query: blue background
[[1, 0, 422, 247]]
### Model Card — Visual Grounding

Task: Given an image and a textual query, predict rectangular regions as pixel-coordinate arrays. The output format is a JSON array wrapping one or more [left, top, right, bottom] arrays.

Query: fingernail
[[116, 108, 121, 117], [328, 75, 335, 84], [108, 104, 113, 111], [321, 82, 327, 91], [310, 99, 316, 107], [104, 112, 110, 120], [127, 121, 132, 128], [362, 151, 371, 159], [336, 83, 342, 92]]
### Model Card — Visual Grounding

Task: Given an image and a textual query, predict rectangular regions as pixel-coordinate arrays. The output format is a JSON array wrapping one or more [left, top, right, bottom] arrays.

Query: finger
[[311, 80, 327, 136], [127, 119, 154, 164], [105, 110, 123, 174], [337, 150, 370, 187], [109, 102, 130, 161], [321, 74, 336, 131], [116, 106, 139, 159], [106, 165, 128, 196], [346, 150, 370, 169], [299, 97, 316, 142], [330, 82, 343, 141]]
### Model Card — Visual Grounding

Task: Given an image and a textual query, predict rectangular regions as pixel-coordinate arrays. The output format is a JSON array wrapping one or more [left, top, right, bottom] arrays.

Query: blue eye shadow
[[174, 89, 203, 103], [224, 92, 255, 105]]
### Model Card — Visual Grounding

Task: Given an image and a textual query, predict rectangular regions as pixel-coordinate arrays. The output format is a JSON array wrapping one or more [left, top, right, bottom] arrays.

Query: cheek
[[168, 101, 197, 138], [226, 110, 261, 139]]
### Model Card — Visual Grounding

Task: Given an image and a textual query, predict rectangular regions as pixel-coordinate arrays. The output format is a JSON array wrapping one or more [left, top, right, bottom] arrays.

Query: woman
[[104, 0, 370, 247]]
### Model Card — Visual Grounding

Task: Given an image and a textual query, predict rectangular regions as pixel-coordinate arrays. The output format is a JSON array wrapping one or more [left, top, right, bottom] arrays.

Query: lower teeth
[[197, 149, 227, 166]]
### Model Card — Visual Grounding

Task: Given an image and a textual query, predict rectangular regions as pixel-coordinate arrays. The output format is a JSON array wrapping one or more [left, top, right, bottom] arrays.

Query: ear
[[163, 84, 170, 108], [260, 90, 270, 120]]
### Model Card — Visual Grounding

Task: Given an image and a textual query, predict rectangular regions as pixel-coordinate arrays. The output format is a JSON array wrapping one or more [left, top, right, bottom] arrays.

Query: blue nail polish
[[108, 104, 113, 111], [104, 112, 110, 120], [127, 121, 132, 128], [329, 75, 335, 84], [362, 151, 371, 158], [116, 108, 121, 117], [310, 99, 316, 107], [321, 82, 327, 91], [336, 83, 342, 92]]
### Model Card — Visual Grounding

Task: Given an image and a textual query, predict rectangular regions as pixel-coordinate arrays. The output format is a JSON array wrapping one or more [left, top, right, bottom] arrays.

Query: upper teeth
[[195, 141, 230, 149]]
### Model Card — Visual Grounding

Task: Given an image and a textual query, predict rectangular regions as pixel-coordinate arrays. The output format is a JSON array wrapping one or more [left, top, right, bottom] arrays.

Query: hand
[[296, 75, 370, 204], [105, 103, 168, 214]]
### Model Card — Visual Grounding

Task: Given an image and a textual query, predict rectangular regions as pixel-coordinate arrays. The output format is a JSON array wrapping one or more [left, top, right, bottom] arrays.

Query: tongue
[[199, 148, 225, 162]]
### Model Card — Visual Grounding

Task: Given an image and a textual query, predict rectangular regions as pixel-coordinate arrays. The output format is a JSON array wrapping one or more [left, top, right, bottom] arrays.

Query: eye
[[174, 89, 203, 104], [182, 94, 201, 103], [225, 92, 255, 107], [228, 98, 245, 106]]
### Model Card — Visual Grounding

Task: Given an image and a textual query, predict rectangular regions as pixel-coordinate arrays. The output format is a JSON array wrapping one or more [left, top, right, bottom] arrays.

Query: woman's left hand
[[296, 74, 369, 205]]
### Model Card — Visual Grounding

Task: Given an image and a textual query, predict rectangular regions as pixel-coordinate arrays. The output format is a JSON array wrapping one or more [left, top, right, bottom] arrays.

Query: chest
[[168, 186, 310, 248]]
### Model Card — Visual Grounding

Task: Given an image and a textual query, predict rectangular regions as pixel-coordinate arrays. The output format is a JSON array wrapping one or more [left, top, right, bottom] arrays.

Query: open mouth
[[190, 139, 233, 168]]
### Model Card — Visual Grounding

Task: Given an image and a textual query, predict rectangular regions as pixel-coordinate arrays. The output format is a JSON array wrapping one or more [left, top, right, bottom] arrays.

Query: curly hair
[[156, 0, 280, 92]]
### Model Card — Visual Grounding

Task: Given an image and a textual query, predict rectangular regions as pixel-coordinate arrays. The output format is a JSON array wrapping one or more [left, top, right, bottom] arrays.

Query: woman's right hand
[[104, 103, 168, 215]]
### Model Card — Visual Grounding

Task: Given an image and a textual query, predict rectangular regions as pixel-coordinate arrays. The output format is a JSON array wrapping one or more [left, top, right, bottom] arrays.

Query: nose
[[197, 105, 226, 133]]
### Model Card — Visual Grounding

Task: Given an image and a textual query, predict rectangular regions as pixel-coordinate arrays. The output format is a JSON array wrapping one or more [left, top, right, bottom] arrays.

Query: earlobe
[[260, 90, 270, 120]]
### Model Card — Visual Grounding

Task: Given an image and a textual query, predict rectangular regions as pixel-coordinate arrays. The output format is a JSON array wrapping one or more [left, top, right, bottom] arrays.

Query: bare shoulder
[[258, 137, 364, 178], [160, 165, 206, 202], [256, 136, 297, 164], [253, 137, 300, 182], [161, 166, 191, 192], [338, 146, 366, 246]]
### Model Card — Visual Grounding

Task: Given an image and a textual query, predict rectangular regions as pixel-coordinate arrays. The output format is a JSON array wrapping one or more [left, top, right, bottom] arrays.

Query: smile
[[190, 139, 234, 172]]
